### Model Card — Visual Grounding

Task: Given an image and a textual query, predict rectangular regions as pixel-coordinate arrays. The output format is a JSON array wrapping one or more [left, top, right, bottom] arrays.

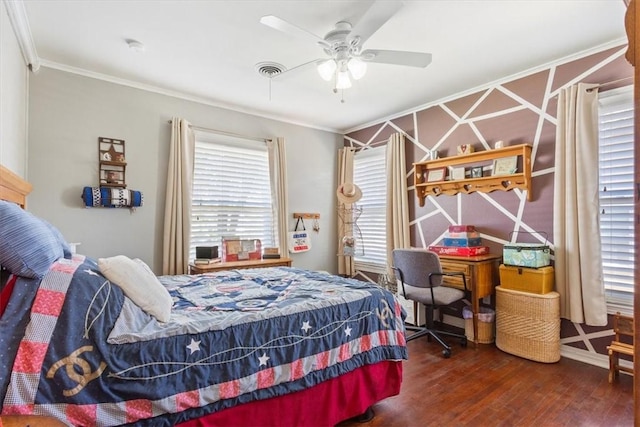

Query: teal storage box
[[503, 243, 550, 268]]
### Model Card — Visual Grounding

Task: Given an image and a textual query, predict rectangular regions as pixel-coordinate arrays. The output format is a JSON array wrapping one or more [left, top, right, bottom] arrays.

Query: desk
[[438, 253, 501, 345], [189, 257, 293, 274]]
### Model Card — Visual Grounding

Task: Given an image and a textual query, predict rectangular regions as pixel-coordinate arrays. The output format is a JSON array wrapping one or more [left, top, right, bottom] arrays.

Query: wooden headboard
[[0, 165, 32, 208]]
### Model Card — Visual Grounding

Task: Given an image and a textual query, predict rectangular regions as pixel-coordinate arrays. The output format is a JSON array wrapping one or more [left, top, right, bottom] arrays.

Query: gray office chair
[[392, 248, 468, 358]]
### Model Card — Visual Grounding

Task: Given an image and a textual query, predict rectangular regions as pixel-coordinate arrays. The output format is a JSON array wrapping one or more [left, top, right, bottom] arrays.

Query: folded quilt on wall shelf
[[82, 186, 143, 208]]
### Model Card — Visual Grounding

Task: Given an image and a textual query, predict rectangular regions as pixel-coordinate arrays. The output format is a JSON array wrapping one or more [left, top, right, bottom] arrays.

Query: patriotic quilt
[[0, 256, 407, 426]]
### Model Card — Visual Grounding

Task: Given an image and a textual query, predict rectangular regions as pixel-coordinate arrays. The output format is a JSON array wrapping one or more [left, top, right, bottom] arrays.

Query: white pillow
[[98, 255, 172, 322]]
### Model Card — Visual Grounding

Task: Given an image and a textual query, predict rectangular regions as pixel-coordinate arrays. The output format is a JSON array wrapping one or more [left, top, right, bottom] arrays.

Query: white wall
[[0, 1, 28, 176], [27, 67, 342, 274]]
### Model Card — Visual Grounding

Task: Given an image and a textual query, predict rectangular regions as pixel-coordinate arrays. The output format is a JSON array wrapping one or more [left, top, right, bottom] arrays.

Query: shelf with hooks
[[413, 144, 532, 206], [293, 212, 320, 219]]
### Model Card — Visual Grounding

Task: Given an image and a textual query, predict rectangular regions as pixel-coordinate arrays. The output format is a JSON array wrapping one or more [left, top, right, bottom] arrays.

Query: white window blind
[[353, 146, 387, 272], [598, 86, 635, 313], [190, 132, 276, 260]]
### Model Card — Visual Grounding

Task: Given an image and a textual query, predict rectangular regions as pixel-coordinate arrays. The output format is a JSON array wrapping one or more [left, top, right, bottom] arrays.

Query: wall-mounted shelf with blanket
[[413, 144, 532, 206], [82, 137, 143, 209]]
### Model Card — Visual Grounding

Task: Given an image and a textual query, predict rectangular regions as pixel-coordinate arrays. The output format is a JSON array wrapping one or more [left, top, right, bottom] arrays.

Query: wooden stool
[[607, 312, 634, 383]]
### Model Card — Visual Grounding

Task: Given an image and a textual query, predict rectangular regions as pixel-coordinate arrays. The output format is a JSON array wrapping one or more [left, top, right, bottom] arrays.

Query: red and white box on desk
[[428, 245, 490, 256]]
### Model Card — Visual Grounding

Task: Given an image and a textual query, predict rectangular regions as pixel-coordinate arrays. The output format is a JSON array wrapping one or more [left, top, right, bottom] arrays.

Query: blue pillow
[[0, 200, 65, 278], [41, 219, 72, 259]]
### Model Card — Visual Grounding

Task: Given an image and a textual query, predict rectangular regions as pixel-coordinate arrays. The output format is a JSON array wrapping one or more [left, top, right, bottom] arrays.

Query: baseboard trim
[[560, 345, 633, 373]]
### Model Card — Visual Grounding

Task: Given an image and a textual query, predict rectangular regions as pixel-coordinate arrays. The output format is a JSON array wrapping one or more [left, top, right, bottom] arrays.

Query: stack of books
[[428, 225, 490, 256], [194, 257, 221, 265], [262, 247, 281, 259]]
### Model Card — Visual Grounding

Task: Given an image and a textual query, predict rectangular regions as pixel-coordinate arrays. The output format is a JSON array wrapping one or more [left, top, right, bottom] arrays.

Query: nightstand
[[189, 257, 293, 274]]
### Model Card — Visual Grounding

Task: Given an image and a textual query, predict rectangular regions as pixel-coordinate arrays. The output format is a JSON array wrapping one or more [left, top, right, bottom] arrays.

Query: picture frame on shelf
[[470, 166, 483, 178], [492, 156, 518, 176], [426, 167, 447, 182], [449, 166, 466, 180], [425, 149, 439, 160]]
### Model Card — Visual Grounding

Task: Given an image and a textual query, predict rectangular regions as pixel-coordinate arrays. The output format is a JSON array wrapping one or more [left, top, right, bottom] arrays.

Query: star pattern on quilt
[[186, 339, 201, 355], [111, 312, 375, 380], [301, 321, 312, 333], [84, 269, 99, 276], [258, 353, 270, 366]]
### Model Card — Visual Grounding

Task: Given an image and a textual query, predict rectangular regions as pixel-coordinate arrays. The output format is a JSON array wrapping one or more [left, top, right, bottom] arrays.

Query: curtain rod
[[586, 76, 634, 92], [167, 119, 269, 143], [551, 76, 634, 98]]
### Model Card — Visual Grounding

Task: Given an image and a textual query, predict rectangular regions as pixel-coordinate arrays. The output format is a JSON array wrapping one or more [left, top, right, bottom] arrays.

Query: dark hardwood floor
[[338, 338, 633, 427]]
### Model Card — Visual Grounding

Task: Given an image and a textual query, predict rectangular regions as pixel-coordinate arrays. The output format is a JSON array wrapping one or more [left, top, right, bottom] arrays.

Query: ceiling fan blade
[[349, 1, 403, 46], [270, 58, 324, 80], [260, 15, 329, 48], [361, 49, 432, 68]]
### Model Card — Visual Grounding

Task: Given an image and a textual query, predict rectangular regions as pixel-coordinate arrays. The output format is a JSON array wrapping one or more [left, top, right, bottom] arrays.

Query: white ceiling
[[19, 0, 627, 133]]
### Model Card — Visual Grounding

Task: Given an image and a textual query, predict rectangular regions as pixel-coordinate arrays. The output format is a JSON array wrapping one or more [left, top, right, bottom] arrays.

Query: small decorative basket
[[463, 306, 495, 344]]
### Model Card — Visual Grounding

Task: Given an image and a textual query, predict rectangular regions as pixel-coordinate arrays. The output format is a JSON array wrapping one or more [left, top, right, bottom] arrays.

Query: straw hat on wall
[[336, 183, 362, 204]]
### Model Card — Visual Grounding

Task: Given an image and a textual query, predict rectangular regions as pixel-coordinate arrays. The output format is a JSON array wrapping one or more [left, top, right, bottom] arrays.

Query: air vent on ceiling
[[255, 62, 286, 78]]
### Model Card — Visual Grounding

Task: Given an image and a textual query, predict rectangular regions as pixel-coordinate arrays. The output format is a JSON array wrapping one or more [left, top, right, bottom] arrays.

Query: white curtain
[[267, 137, 289, 255], [162, 117, 195, 275], [337, 147, 356, 276], [553, 83, 607, 326], [385, 133, 410, 274]]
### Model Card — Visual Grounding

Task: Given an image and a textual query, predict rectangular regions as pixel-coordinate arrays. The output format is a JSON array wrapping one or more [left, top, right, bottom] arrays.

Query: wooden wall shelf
[[413, 144, 532, 206], [98, 137, 127, 188]]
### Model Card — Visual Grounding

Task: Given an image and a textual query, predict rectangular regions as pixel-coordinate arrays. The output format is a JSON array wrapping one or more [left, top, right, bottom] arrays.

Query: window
[[353, 146, 387, 272], [598, 86, 635, 313], [190, 132, 277, 260]]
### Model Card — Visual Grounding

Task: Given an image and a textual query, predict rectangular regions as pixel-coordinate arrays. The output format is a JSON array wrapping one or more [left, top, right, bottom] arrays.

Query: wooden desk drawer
[[440, 260, 471, 290]]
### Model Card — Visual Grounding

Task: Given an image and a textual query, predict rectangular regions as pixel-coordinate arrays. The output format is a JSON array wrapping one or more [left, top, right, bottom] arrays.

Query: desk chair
[[392, 249, 468, 358]]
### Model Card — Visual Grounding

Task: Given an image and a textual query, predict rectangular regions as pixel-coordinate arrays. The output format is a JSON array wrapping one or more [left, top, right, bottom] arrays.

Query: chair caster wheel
[[442, 349, 451, 358], [461, 337, 468, 348]]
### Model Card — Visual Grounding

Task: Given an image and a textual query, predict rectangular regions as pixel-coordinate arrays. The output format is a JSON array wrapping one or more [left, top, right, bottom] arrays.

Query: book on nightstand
[[194, 258, 221, 265], [262, 247, 281, 259]]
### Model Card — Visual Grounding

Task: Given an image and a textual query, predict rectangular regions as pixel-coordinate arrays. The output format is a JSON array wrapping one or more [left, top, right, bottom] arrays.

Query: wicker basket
[[495, 286, 560, 363], [463, 306, 495, 344], [464, 318, 495, 344]]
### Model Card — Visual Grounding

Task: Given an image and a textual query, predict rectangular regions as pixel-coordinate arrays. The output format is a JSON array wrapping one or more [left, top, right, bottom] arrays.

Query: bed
[[0, 165, 407, 426]]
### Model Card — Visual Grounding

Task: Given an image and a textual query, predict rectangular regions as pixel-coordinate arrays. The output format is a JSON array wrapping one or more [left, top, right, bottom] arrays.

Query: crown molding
[[343, 38, 629, 135], [3, 0, 40, 72], [39, 59, 341, 135]]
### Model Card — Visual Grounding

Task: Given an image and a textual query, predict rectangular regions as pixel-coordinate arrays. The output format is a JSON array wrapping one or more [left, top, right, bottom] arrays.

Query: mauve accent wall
[[345, 44, 633, 366]]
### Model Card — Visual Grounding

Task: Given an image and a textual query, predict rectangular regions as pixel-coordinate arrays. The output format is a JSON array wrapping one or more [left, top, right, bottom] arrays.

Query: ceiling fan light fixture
[[317, 59, 337, 81], [336, 70, 352, 89], [347, 57, 367, 80]]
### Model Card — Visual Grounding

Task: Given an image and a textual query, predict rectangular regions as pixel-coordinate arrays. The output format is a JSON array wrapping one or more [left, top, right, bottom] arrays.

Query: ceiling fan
[[260, 1, 432, 98]]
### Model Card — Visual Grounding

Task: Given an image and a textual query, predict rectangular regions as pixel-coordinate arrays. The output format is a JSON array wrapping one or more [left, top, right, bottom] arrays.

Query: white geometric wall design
[[344, 44, 629, 363]]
